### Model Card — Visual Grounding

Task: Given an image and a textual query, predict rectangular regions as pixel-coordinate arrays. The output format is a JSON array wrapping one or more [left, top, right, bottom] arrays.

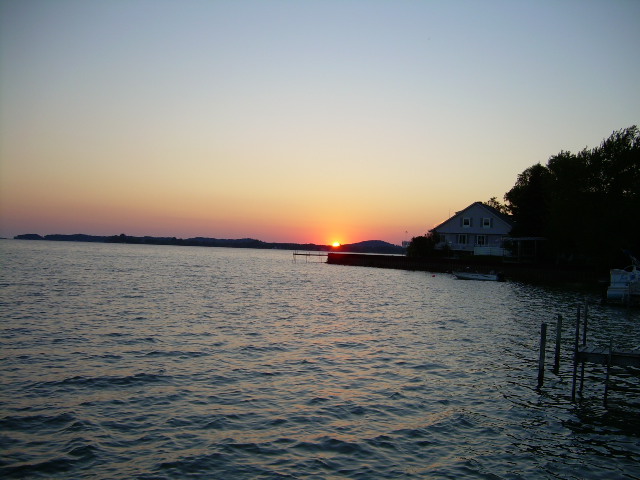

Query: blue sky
[[1, 0, 638, 243]]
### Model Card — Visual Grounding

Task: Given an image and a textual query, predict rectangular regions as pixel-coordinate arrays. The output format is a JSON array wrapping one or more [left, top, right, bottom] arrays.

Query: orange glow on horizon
[[332, 242, 341, 247]]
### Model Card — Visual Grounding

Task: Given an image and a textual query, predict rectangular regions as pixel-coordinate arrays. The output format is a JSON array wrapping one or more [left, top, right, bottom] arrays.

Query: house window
[[476, 235, 487, 246], [439, 234, 447, 243], [462, 217, 471, 228], [458, 234, 467, 245], [482, 218, 492, 228]]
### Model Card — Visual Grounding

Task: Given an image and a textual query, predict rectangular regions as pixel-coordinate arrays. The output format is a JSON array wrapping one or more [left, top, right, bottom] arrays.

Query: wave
[[0, 412, 77, 432], [143, 350, 208, 358], [28, 372, 171, 392]]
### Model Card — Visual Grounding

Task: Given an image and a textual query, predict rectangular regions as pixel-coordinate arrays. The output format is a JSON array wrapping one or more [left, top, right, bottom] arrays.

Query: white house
[[431, 202, 514, 256]]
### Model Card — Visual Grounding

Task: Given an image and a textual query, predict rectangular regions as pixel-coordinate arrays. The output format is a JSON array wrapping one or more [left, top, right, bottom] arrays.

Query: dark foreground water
[[1, 240, 639, 479]]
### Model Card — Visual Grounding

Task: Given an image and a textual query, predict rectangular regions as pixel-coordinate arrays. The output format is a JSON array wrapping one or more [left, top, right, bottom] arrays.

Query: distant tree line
[[14, 233, 405, 254], [408, 126, 640, 269]]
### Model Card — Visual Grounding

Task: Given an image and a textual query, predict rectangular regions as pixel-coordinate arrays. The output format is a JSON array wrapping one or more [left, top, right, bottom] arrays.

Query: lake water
[[1, 240, 639, 479]]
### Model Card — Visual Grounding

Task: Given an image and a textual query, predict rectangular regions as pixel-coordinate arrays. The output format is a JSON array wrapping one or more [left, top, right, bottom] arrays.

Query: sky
[[1, 0, 638, 245]]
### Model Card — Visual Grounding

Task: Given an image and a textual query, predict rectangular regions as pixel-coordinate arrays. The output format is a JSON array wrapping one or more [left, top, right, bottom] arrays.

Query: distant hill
[[14, 233, 405, 254], [339, 240, 404, 254]]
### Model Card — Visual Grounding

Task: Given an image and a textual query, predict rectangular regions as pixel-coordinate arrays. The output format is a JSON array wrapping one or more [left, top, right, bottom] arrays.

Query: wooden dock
[[293, 252, 328, 263], [576, 345, 640, 368], [537, 304, 640, 405]]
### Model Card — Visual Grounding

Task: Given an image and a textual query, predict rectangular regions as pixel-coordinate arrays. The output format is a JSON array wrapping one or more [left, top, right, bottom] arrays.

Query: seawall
[[327, 253, 604, 285]]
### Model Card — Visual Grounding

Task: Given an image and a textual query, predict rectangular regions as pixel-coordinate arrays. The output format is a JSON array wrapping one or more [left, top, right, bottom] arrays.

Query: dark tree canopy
[[484, 197, 509, 215], [504, 163, 551, 237], [406, 233, 438, 258], [503, 126, 640, 268]]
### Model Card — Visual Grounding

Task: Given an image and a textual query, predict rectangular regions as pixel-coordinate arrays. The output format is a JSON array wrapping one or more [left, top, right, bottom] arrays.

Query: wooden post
[[553, 314, 562, 375], [604, 339, 612, 408], [582, 299, 588, 347], [538, 323, 547, 389], [571, 305, 581, 402], [578, 303, 587, 397], [579, 302, 587, 395]]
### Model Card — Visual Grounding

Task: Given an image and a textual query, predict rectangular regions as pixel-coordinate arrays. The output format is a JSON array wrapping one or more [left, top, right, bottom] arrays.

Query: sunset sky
[[1, 1, 638, 245]]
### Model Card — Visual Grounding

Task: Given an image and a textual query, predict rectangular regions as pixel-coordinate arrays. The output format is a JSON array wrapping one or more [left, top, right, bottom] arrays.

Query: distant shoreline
[[12, 233, 406, 255]]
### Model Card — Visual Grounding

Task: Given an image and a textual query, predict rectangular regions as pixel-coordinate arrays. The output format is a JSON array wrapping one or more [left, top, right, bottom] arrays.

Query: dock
[[537, 303, 640, 405], [293, 251, 328, 263], [576, 345, 640, 368]]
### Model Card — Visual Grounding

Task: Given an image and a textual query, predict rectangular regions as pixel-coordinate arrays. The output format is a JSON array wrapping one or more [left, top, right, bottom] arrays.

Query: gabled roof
[[431, 201, 514, 231]]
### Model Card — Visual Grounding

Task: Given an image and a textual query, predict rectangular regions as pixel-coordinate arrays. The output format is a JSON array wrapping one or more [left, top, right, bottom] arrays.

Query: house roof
[[431, 201, 514, 232]]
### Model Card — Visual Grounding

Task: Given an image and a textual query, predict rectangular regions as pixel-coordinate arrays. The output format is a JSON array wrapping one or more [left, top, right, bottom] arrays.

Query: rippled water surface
[[1, 240, 640, 479]]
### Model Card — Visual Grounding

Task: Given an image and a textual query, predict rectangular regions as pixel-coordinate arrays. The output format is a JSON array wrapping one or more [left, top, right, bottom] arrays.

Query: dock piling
[[582, 299, 588, 347], [540, 304, 639, 404], [604, 340, 613, 408], [537, 322, 547, 389], [571, 305, 581, 402]]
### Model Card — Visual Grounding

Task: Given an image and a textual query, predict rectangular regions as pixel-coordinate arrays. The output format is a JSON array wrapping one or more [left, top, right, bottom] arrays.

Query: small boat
[[606, 264, 640, 305], [453, 270, 504, 282]]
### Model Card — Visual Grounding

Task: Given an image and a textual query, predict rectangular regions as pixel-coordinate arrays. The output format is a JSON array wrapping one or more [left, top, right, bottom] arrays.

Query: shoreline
[[327, 252, 606, 287], [10, 234, 405, 255]]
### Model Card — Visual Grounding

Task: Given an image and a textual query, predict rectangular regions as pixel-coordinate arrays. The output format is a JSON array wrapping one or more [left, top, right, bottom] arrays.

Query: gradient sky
[[1, 0, 638, 245]]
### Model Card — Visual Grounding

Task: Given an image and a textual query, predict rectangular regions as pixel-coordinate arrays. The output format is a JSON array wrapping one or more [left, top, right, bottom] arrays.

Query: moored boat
[[606, 264, 640, 305], [453, 271, 504, 282]]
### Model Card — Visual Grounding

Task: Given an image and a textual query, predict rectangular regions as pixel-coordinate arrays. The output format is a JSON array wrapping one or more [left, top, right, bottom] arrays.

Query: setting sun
[[332, 242, 341, 247]]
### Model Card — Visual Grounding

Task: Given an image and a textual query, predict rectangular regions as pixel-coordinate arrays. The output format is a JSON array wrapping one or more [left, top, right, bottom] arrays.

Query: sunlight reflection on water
[[1, 240, 640, 479]]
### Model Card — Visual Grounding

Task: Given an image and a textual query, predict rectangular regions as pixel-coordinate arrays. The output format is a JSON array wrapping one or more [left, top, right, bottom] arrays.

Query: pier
[[537, 304, 640, 405], [293, 251, 328, 263]]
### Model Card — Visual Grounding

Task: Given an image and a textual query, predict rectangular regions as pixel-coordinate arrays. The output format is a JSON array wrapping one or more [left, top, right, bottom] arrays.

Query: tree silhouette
[[505, 126, 640, 267]]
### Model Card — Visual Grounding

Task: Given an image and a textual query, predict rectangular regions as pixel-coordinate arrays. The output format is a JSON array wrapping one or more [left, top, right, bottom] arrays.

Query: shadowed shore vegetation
[[409, 126, 640, 271]]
